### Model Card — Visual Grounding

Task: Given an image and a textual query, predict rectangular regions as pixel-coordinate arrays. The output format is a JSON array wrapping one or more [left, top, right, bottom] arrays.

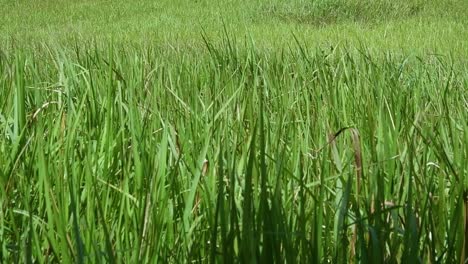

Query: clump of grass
[[0, 37, 466, 262], [261, 0, 424, 26]]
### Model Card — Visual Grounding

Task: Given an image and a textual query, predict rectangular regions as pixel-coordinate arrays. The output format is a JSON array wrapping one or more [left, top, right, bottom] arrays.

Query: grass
[[1, 39, 466, 262], [1, 0, 467, 55], [0, 0, 467, 262]]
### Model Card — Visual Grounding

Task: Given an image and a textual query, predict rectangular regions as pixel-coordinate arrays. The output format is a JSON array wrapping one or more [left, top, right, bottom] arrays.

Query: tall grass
[[0, 39, 466, 262]]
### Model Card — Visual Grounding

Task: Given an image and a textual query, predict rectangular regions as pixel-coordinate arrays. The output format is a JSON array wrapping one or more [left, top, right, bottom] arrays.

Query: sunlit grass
[[0, 37, 466, 262], [1, 0, 467, 56]]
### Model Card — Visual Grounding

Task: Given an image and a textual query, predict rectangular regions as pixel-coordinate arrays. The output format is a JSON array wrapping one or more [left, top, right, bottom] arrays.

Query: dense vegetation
[[0, 0, 467, 263], [1, 0, 467, 55]]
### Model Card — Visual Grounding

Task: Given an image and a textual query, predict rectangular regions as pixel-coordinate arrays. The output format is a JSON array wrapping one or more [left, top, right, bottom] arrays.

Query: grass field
[[1, 0, 467, 263], [1, 0, 468, 55]]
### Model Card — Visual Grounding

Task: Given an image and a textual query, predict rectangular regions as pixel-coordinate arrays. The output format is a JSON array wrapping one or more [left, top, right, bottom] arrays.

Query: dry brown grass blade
[[349, 128, 362, 259], [314, 126, 362, 191], [202, 159, 209, 177], [319, 126, 363, 259], [349, 128, 362, 192]]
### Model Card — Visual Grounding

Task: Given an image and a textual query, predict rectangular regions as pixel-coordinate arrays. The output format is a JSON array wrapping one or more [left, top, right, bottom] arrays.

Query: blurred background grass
[[1, 0, 467, 56]]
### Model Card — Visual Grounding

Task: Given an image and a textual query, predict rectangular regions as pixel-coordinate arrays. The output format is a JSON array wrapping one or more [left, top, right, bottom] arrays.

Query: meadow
[[0, 0, 467, 262]]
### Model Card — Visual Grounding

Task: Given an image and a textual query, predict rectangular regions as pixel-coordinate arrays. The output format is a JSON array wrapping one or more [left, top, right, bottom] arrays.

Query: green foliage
[[0, 0, 467, 56], [0, 0, 467, 262], [0, 37, 466, 262]]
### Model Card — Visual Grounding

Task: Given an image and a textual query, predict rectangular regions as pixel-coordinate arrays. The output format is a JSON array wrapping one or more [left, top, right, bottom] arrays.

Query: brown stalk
[[349, 128, 362, 259], [318, 127, 363, 259]]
